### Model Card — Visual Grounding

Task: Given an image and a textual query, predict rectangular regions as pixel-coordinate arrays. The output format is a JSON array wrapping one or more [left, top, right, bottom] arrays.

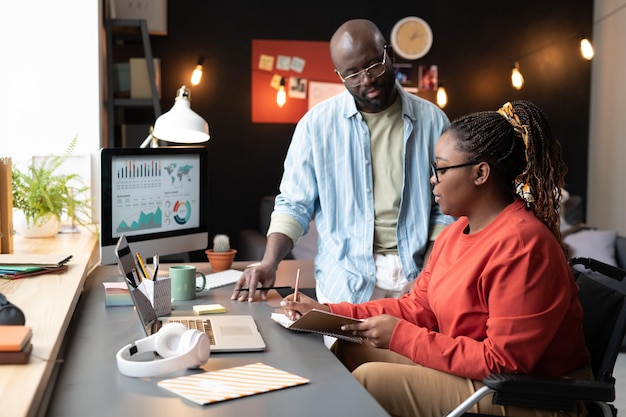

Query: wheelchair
[[446, 257, 626, 417]]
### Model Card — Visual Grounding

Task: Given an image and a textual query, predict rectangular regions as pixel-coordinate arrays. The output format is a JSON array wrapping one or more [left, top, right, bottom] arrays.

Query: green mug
[[169, 265, 207, 301]]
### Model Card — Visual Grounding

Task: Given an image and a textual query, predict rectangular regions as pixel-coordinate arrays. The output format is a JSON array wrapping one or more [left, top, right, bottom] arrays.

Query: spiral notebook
[[271, 309, 364, 343], [158, 362, 309, 405]]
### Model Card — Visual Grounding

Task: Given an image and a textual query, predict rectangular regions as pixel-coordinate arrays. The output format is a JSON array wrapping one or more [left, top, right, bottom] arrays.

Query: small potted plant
[[205, 234, 237, 272], [11, 136, 94, 238]]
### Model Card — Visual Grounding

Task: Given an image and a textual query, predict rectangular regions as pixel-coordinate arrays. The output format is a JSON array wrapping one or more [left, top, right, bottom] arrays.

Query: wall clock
[[390, 16, 433, 60]]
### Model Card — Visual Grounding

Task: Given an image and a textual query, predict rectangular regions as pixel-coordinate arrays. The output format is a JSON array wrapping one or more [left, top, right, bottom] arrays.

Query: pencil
[[239, 286, 291, 291], [135, 252, 151, 280], [293, 268, 301, 302]]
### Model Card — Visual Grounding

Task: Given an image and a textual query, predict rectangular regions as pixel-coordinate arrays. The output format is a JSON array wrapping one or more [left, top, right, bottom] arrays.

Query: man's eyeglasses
[[335, 45, 387, 88], [431, 161, 477, 183]]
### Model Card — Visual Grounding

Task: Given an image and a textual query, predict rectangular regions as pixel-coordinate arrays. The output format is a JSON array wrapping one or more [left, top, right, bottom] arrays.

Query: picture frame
[[418, 65, 438, 91], [394, 63, 413, 85]]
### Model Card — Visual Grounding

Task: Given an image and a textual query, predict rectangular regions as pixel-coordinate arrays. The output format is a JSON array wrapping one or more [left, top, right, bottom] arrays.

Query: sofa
[[560, 192, 626, 351], [238, 196, 318, 262], [565, 230, 626, 351]]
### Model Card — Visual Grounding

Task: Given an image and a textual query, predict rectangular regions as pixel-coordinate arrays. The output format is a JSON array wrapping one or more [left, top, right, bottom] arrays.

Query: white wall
[[588, 0, 626, 235], [0, 0, 102, 222]]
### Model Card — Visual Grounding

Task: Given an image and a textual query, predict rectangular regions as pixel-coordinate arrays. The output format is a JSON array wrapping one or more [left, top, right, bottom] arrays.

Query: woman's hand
[[280, 293, 329, 320], [340, 314, 400, 349]]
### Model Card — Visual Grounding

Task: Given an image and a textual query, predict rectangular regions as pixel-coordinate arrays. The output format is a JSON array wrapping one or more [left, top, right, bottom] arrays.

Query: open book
[[271, 309, 363, 343]]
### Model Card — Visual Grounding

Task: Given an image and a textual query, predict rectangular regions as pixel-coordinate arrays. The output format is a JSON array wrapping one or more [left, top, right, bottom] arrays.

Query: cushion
[[564, 229, 617, 268], [615, 235, 626, 269]]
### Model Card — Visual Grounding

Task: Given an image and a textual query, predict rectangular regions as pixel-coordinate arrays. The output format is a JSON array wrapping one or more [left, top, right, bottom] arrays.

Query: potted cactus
[[205, 234, 237, 272]]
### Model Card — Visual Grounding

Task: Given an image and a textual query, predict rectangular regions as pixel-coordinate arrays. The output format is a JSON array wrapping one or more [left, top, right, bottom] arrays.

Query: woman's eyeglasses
[[431, 161, 477, 183]]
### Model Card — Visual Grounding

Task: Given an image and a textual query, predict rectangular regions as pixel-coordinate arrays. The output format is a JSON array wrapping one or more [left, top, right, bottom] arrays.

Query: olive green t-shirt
[[360, 97, 403, 254]]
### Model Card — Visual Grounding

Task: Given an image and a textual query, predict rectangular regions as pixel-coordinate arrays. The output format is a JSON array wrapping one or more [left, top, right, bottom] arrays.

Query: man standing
[[233, 19, 452, 304]]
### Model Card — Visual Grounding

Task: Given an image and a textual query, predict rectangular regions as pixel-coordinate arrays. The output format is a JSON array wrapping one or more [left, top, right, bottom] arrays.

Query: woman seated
[[281, 100, 591, 417]]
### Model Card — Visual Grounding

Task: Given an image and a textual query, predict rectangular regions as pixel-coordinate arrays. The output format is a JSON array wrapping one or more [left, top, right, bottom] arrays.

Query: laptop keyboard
[[205, 269, 243, 290], [169, 318, 216, 345]]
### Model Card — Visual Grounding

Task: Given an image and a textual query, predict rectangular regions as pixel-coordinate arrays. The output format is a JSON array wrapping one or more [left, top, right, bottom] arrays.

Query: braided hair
[[447, 100, 568, 252]]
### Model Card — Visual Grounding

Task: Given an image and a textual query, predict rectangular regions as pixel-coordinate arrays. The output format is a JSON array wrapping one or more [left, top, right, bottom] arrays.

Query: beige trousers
[[332, 340, 591, 417]]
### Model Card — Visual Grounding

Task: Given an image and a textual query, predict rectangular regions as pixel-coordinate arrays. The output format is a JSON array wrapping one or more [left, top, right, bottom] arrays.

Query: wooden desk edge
[[0, 229, 99, 417]]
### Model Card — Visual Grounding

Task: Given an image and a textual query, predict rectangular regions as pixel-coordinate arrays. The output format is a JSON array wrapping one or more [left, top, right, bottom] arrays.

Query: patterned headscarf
[[497, 102, 535, 205]]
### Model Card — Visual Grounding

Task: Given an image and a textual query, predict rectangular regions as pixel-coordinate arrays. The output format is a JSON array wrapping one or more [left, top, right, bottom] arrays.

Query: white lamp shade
[[152, 87, 210, 144]]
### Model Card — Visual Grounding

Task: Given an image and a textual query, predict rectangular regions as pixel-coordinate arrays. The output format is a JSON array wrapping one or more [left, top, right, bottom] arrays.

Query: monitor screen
[[100, 146, 209, 265]]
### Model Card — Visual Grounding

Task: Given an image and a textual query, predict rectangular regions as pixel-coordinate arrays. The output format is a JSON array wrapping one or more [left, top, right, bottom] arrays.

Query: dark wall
[[148, 1, 593, 259]]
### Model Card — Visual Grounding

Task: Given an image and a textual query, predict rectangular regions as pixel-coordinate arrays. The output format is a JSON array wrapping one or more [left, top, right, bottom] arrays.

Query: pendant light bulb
[[190, 56, 205, 86], [511, 61, 524, 90], [191, 65, 203, 86], [436, 84, 448, 108], [277, 77, 287, 108], [580, 38, 594, 60]]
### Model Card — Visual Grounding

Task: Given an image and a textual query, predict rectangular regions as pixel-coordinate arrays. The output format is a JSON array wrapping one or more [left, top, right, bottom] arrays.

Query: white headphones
[[116, 322, 211, 378]]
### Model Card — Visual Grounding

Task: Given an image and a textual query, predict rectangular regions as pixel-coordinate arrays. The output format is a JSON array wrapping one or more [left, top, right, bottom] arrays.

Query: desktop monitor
[[100, 146, 209, 265]]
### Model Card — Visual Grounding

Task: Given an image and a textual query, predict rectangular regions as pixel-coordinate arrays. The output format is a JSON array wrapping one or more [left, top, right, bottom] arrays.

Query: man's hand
[[232, 232, 295, 302], [231, 263, 277, 302]]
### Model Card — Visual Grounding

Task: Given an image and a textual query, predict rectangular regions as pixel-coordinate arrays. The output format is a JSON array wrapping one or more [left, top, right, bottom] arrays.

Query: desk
[[45, 261, 390, 417], [0, 229, 99, 417]]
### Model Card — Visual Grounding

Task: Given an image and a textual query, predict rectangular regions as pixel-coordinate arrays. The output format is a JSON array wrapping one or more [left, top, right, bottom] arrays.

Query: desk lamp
[[140, 85, 210, 148]]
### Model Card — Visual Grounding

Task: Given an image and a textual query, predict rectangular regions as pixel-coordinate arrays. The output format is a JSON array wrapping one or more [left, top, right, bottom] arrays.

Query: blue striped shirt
[[269, 84, 454, 303]]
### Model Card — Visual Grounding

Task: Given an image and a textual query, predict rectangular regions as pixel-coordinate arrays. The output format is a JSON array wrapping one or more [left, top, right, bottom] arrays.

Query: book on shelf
[[0, 254, 72, 268], [0, 254, 73, 279], [0, 325, 32, 352], [0, 265, 69, 280], [158, 362, 310, 405], [0, 156, 13, 254], [0, 343, 32, 364], [271, 308, 364, 343]]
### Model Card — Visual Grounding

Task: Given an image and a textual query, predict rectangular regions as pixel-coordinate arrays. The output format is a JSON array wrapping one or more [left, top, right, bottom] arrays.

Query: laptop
[[132, 290, 266, 353], [116, 235, 266, 353]]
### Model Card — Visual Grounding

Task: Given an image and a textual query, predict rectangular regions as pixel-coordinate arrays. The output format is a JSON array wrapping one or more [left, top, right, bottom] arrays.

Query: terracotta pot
[[205, 249, 237, 272]]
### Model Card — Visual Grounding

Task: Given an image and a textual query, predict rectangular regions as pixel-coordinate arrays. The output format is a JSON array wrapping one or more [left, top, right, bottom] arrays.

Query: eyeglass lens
[[342, 47, 387, 87]]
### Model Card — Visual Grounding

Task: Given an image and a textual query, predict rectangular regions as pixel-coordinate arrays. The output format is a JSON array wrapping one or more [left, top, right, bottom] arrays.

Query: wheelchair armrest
[[482, 373, 615, 411]]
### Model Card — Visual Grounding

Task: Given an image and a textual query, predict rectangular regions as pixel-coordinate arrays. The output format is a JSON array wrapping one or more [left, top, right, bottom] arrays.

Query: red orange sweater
[[330, 200, 589, 380]]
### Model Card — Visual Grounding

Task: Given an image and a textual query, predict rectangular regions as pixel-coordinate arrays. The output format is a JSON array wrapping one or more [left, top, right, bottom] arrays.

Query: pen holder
[[135, 278, 171, 317]]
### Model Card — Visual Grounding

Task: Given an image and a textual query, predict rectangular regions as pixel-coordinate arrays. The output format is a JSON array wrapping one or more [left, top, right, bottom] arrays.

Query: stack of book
[[0, 254, 72, 279], [0, 326, 32, 364]]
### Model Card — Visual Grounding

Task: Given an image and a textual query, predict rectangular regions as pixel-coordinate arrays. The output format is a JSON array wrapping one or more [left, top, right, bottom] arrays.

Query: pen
[[135, 252, 151, 280], [58, 255, 73, 265], [293, 268, 301, 302], [126, 274, 137, 288], [239, 286, 291, 291], [153, 254, 159, 280], [130, 267, 141, 288]]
